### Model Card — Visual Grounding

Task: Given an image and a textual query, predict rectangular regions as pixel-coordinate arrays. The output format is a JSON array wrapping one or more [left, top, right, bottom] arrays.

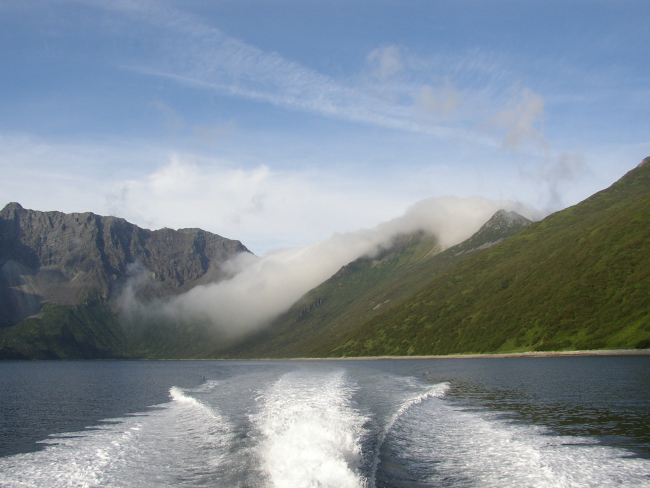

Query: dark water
[[1, 356, 649, 487]]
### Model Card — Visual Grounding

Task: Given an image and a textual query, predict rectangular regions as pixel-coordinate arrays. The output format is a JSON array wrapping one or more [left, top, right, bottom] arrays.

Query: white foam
[[365, 380, 449, 486], [252, 369, 369, 488], [190, 379, 220, 393], [383, 381, 449, 438], [3, 368, 648, 487], [0, 387, 233, 488], [387, 394, 650, 487]]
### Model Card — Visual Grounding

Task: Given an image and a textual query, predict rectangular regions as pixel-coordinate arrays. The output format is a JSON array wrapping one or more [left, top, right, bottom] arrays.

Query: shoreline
[[291, 349, 650, 361], [5, 349, 649, 361]]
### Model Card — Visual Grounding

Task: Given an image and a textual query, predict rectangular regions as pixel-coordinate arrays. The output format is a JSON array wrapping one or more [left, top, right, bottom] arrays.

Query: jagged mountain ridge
[[0, 203, 250, 326], [223, 209, 531, 358]]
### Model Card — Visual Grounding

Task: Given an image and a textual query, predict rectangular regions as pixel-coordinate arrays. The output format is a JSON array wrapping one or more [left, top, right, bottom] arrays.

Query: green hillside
[[322, 158, 650, 357], [0, 296, 125, 359], [0, 292, 234, 360], [224, 210, 530, 358], [0, 301, 229, 360]]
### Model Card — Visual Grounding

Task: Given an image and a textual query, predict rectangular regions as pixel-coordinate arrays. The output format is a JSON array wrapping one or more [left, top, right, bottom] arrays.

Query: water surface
[[1, 356, 649, 487]]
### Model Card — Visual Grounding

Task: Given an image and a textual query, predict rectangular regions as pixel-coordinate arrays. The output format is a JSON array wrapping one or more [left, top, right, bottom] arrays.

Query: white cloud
[[105, 157, 412, 255], [487, 87, 547, 151], [416, 81, 463, 118], [367, 45, 404, 79], [0, 133, 165, 219], [0, 133, 398, 255], [148, 157, 200, 195]]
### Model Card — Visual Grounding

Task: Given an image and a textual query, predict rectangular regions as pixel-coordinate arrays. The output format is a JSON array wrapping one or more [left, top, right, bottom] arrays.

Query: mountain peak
[[481, 209, 532, 231], [638, 156, 650, 168], [1, 202, 24, 216], [451, 209, 531, 256]]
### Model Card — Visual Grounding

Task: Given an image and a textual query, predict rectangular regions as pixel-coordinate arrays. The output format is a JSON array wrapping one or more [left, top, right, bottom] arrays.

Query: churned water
[[1, 356, 649, 487]]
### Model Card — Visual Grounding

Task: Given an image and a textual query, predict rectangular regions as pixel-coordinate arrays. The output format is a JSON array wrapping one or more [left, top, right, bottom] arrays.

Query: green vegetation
[[224, 211, 530, 358], [0, 294, 233, 360], [121, 315, 234, 360], [222, 232, 442, 358], [320, 161, 650, 357], [0, 295, 125, 359]]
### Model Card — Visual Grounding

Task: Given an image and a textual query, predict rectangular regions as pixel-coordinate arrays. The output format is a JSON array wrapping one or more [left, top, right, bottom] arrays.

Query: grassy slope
[[0, 297, 232, 359], [0, 298, 126, 359], [224, 212, 530, 358], [221, 232, 442, 358], [323, 161, 650, 357]]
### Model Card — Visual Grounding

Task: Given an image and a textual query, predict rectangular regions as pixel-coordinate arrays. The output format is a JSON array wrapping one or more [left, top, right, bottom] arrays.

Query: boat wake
[[252, 369, 369, 488], [1, 362, 649, 487]]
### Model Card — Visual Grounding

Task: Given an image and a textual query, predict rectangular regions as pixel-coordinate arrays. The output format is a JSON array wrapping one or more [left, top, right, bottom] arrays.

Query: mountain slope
[[0, 203, 250, 359], [324, 158, 650, 357], [224, 209, 531, 358], [0, 203, 250, 327]]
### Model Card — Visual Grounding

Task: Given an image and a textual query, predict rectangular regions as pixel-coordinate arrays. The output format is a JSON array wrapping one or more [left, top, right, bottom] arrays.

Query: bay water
[[1, 356, 649, 487]]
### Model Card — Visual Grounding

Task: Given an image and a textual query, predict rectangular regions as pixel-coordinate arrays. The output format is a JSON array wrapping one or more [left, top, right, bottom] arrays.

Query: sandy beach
[[298, 349, 650, 360]]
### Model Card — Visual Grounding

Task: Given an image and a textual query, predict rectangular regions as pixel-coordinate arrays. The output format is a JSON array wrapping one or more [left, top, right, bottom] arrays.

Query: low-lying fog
[[119, 196, 540, 336]]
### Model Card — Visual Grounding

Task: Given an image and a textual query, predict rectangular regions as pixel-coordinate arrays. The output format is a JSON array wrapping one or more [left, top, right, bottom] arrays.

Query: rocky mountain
[[451, 209, 532, 256], [223, 209, 531, 358], [0, 203, 250, 327]]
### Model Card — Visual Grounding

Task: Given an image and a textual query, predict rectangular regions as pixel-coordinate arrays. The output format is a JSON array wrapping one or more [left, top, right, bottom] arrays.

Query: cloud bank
[[104, 156, 413, 255], [120, 196, 538, 337]]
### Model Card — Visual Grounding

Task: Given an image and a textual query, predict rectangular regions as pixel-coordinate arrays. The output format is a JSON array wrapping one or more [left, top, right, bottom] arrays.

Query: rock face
[[453, 209, 531, 256], [0, 203, 250, 326]]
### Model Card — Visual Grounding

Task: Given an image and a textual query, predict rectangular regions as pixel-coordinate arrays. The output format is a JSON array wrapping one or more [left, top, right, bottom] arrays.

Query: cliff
[[0, 203, 250, 327]]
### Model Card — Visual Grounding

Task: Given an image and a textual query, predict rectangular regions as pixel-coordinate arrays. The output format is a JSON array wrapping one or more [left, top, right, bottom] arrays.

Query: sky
[[1, 0, 649, 256]]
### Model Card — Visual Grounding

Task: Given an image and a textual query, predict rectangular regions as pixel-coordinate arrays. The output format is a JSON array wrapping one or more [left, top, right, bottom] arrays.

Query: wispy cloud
[[486, 87, 547, 151], [191, 120, 236, 145], [415, 80, 463, 118], [83, 1, 506, 144], [480, 86, 588, 211], [150, 101, 185, 136], [367, 45, 404, 80], [5, 0, 642, 244]]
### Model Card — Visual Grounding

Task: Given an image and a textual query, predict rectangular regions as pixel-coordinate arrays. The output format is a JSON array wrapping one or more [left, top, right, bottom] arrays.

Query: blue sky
[[1, 0, 649, 254]]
